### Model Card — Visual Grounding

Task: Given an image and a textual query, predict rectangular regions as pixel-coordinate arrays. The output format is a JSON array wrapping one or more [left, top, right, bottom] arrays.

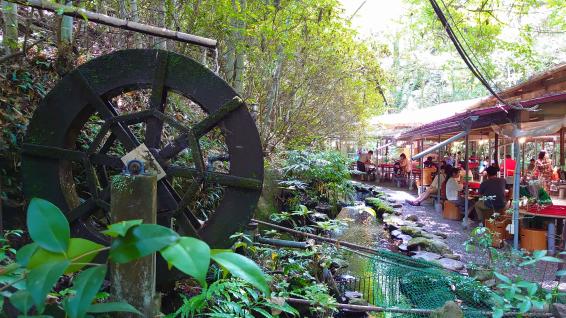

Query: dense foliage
[[0, 198, 271, 317], [376, 0, 566, 110], [278, 150, 354, 208]]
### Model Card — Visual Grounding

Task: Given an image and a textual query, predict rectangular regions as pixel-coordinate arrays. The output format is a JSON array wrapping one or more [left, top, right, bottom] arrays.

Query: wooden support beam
[[7, 0, 217, 48], [110, 174, 159, 317], [561, 127, 564, 167]]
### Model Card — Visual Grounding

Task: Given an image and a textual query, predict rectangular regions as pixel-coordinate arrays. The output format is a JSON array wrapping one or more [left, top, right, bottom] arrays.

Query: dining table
[[520, 204, 566, 253]]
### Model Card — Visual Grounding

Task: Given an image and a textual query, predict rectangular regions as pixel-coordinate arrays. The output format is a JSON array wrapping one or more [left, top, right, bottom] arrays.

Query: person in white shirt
[[406, 165, 449, 206], [446, 167, 475, 215]]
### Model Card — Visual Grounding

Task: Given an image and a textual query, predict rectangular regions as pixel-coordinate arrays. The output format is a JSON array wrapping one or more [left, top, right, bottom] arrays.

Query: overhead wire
[[427, 0, 521, 112]]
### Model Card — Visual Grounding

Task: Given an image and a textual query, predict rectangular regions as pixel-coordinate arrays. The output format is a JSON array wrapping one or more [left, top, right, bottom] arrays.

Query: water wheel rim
[[22, 49, 264, 249]]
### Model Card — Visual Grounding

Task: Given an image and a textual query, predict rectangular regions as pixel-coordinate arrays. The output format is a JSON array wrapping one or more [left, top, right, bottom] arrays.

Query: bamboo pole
[[6, 0, 217, 48], [284, 298, 551, 316]]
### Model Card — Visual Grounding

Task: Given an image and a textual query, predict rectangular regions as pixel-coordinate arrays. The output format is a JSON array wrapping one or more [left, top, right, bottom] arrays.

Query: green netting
[[364, 249, 494, 317]]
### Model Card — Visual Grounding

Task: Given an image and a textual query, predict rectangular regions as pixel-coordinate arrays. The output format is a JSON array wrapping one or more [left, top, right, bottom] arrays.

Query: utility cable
[[428, 0, 512, 111]]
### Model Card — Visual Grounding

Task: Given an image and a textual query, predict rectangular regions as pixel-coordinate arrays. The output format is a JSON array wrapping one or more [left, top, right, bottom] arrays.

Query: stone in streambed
[[437, 258, 465, 271], [407, 237, 451, 255], [432, 231, 448, 239], [338, 206, 376, 225], [397, 234, 412, 243], [430, 301, 464, 318], [405, 214, 419, 222], [391, 229, 402, 237], [399, 226, 434, 239], [442, 254, 461, 261], [411, 251, 442, 262]]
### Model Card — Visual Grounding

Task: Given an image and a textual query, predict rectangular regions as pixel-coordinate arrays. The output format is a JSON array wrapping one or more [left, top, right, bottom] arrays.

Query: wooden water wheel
[[21, 49, 264, 254]]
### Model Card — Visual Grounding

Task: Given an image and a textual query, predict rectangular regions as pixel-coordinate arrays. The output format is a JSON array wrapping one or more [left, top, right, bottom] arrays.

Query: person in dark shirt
[[424, 156, 436, 168], [475, 166, 507, 221]]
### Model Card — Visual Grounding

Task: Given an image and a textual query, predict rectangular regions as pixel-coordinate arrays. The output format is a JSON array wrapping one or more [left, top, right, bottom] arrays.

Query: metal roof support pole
[[463, 132, 470, 229], [494, 133, 499, 164], [513, 137, 521, 250], [412, 131, 469, 161]]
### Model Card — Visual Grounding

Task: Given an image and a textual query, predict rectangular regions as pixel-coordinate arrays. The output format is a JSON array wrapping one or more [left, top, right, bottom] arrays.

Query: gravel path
[[369, 182, 565, 289]]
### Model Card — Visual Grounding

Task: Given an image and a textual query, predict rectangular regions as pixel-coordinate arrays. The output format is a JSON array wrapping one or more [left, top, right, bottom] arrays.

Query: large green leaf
[[110, 224, 179, 263], [10, 289, 34, 314], [16, 243, 38, 267], [211, 252, 270, 296], [87, 302, 142, 315], [160, 237, 210, 287], [27, 261, 70, 312], [102, 220, 143, 238], [27, 198, 70, 253], [64, 265, 107, 318], [28, 238, 104, 273]]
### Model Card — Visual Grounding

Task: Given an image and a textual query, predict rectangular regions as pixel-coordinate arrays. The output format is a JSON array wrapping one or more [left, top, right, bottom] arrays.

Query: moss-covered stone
[[364, 197, 395, 215], [399, 226, 434, 239], [408, 237, 451, 255], [430, 301, 464, 318]]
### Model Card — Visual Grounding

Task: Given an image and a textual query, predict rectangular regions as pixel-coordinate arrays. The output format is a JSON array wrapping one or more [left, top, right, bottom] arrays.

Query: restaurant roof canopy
[[376, 63, 566, 140]]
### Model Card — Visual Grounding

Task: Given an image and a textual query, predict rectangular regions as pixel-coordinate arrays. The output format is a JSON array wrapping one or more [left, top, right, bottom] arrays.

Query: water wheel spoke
[[68, 186, 110, 223], [68, 199, 97, 223], [72, 71, 140, 150], [192, 97, 244, 138], [145, 51, 170, 149], [89, 153, 124, 170], [166, 165, 262, 191], [22, 143, 87, 161], [174, 178, 204, 228]]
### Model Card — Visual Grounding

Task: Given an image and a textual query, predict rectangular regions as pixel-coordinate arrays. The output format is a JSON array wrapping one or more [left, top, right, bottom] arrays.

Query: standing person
[[535, 151, 553, 192], [475, 166, 507, 222], [357, 150, 373, 172], [526, 158, 536, 177], [501, 154, 516, 178]]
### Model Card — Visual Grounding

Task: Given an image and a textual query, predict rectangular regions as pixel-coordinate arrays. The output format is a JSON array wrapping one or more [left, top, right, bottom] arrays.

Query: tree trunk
[[223, 0, 246, 94], [2, 1, 18, 54], [54, 0, 74, 75], [232, 0, 246, 94], [263, 45, 284, 136], [129, 0, 140, 48], [155, 0, 166, 49]]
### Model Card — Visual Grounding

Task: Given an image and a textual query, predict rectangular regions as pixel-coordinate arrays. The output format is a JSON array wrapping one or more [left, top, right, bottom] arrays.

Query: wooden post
[[494, 133, 499, 165], [513, 139, 521, 250], [561, 128, 564, 168], [463, 132, 470, 229], [110, 174, 158, 317]]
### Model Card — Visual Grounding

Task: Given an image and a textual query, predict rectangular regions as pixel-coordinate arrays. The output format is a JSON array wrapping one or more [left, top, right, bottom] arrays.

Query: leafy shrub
[[278, 150, 354, 207], [0, 198, 271, 317]]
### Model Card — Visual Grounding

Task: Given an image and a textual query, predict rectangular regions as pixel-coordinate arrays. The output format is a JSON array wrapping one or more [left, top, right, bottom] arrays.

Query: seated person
[[475, 166, 507, 222], [446, 167, 475, 216], [399, 153, 410, 174], [457, 161, 474, 182], [406, 165, 451, 206], [357, 150, 373, 172]]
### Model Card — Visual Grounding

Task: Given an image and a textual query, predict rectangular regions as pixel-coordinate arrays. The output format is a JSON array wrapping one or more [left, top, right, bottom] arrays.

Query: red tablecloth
[[466, 181, 480, 189], [527, 205, 566, 218]]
